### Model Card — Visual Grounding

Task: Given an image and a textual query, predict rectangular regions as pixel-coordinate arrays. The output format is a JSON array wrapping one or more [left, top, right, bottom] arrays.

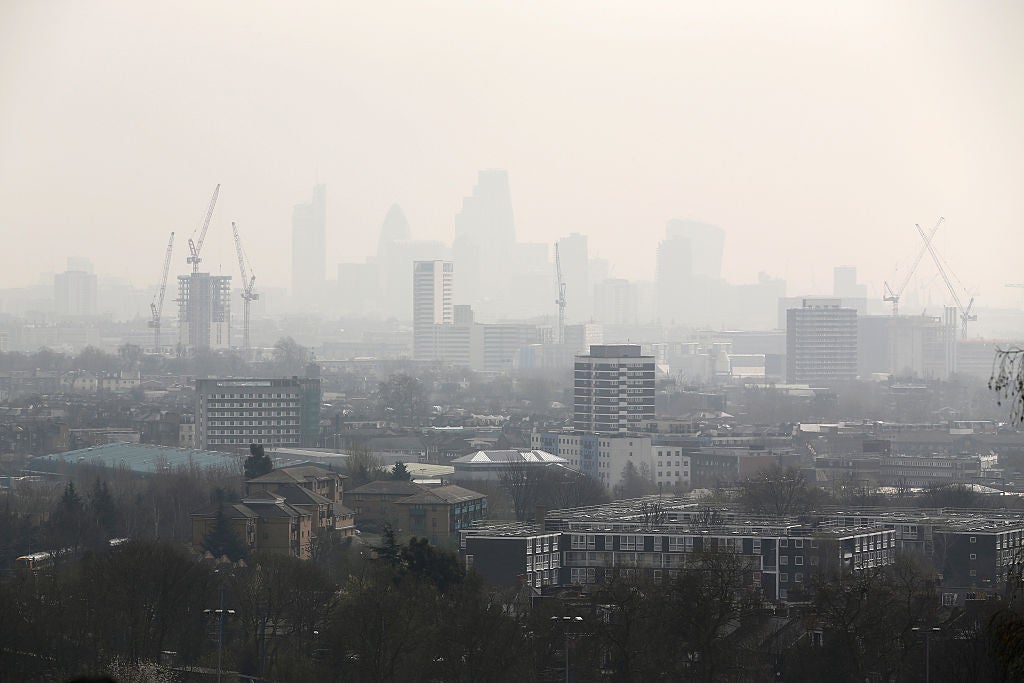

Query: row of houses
[[190, 463, 490, 557], [460, 498, 1024, 605]]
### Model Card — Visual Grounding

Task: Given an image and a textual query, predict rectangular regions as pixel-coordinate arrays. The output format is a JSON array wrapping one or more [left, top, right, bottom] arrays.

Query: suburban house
[[347, 479, 488, 541], [191, 490, 313, 559], [245, 464, 354, 537], [392, 484, 489, 545], [346, 480, 426, 527]]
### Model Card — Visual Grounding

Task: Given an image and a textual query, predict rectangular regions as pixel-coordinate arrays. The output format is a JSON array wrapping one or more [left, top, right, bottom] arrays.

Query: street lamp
[[910, 626, 941, 683], [551, 615, 584, 683], [204, 586, 237, 683]]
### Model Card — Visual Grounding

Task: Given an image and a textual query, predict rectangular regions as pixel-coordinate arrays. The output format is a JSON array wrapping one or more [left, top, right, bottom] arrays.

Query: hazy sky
[[2, 0, 1022, 308]]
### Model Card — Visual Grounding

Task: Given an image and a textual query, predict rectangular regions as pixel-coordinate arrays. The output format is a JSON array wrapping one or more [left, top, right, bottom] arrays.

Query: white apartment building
[[413, 260, 454, 361], [573, 344, 656, 433]]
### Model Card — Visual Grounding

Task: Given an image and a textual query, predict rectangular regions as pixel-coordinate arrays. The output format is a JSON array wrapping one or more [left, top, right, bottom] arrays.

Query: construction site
[[146, 184, 258, 356]]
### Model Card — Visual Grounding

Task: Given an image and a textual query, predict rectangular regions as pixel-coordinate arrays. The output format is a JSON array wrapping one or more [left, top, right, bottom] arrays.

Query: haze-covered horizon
[[1, 1, 1022, 307]]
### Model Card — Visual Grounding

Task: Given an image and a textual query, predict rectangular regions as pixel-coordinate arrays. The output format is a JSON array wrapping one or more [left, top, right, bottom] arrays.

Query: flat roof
[[35, 441, 239, 474]]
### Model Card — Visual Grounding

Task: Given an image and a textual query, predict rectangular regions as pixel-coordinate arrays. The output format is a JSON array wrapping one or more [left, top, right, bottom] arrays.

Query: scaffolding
[[177, 272, 231, 351]]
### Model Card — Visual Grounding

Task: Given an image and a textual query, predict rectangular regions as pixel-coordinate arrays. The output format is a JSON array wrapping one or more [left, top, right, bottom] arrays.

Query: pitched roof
[[394, 484, 486, 506], [450, 449, 566, 465], [246, 464, 345, 485], [269, 483, 333, 506], [348, 480, 426, 496]]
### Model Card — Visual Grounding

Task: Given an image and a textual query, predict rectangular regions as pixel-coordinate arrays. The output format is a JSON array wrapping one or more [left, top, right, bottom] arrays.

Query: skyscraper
[[292, 184, 326, 304], [453, 170, 515, 312], [557, 233, 590, 323], [54, 258, 97, 317], [664, 219, 725, 280], [573, 344, 656, 433], [657, 219, 727, 326], [413, 260, 454, 360]]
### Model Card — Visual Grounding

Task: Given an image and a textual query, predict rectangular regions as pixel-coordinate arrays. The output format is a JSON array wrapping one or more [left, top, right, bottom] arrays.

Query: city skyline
[[1, 1, 1022, 308]]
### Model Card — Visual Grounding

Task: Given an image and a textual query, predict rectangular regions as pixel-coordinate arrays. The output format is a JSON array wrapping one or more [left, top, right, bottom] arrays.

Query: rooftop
[[35, 441, 238, 474]]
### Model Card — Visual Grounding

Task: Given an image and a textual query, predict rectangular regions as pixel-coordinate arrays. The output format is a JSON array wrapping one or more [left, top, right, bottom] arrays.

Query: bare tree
[[990, 346, 1024, 424], [498, 456, 540, 522], [738, 465, 823, 516]]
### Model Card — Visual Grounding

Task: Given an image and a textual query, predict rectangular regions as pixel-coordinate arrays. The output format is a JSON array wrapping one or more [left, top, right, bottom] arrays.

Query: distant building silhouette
[[291, 184, 326, 305], [54, 259, 97, 317], [657, 219, 727, 327], [452, 170, 516, 313], [557, 233, 590, 323]]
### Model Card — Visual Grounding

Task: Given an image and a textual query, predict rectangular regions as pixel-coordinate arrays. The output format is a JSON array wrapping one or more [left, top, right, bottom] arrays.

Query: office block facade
[[195, 377, 322, 450], [786, 298, 858, 383]]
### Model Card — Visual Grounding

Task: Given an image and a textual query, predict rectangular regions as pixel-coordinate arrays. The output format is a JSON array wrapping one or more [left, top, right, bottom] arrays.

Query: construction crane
[[232, 221, 258, 354], [148, 232, 175, 352], [187, 184, 221, 274], [915, 221, 976, 337], [554, 243, 566, 345], [882, 217, 943, 316]]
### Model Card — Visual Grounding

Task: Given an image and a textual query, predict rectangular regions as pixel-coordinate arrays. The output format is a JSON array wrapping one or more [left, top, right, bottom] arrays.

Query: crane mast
[[883, 217, 943, 316], [149, 232, 175, 352], [554, 243, 566, 345], [187, 184, 221, 274], [915, 220, 976, 337], [232, 222, 259, 355]]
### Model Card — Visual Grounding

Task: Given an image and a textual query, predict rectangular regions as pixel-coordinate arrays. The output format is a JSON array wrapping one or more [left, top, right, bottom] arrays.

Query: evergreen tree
[[46, 481, 97, 554], [89, 477, 118, 538], [391, 461, 411, 481], [202, 503, 248, 561], [244, 443, 273, 479]]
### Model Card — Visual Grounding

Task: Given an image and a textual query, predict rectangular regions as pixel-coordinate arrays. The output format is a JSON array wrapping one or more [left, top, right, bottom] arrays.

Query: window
[[970, 536, 977, 544], [780, 539, 788, 548], [780, 573, 789, 583], [795, 573, 803, 583], [970, 553, 977, 560], [809, 556, 819, 566], [795, 556, 804, 566], [794, 539, 803, 548], [970, 570, 977, 577], [780, 556, 788, 565]]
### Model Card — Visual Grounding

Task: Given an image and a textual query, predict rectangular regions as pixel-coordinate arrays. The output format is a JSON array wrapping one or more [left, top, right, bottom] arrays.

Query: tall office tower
[[195, 375, 322, 450], [413, 260, 454, 360], [657, 219, 727, 327], [593, 278, 638, 325], [54, 259, 97, 316], [656, 232, 692, 323], [178, 273, 231, 351], [373, 204, 450, 319], [454, 169, 515, 245], [833, 266, 867, 299], [453, 170, 515, 311], [292, 184, 326, 304], [573, 344, 656, 433], [786, 298, 858, 383], [557, 233, 590, 322], [665, 219, 725, 280]]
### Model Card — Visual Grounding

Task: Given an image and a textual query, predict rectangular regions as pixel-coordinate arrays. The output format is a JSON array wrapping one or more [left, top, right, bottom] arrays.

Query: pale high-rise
[[413, 260, 454, 360], [573, 344, 656, 433], [292, 184, 326, 304]]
